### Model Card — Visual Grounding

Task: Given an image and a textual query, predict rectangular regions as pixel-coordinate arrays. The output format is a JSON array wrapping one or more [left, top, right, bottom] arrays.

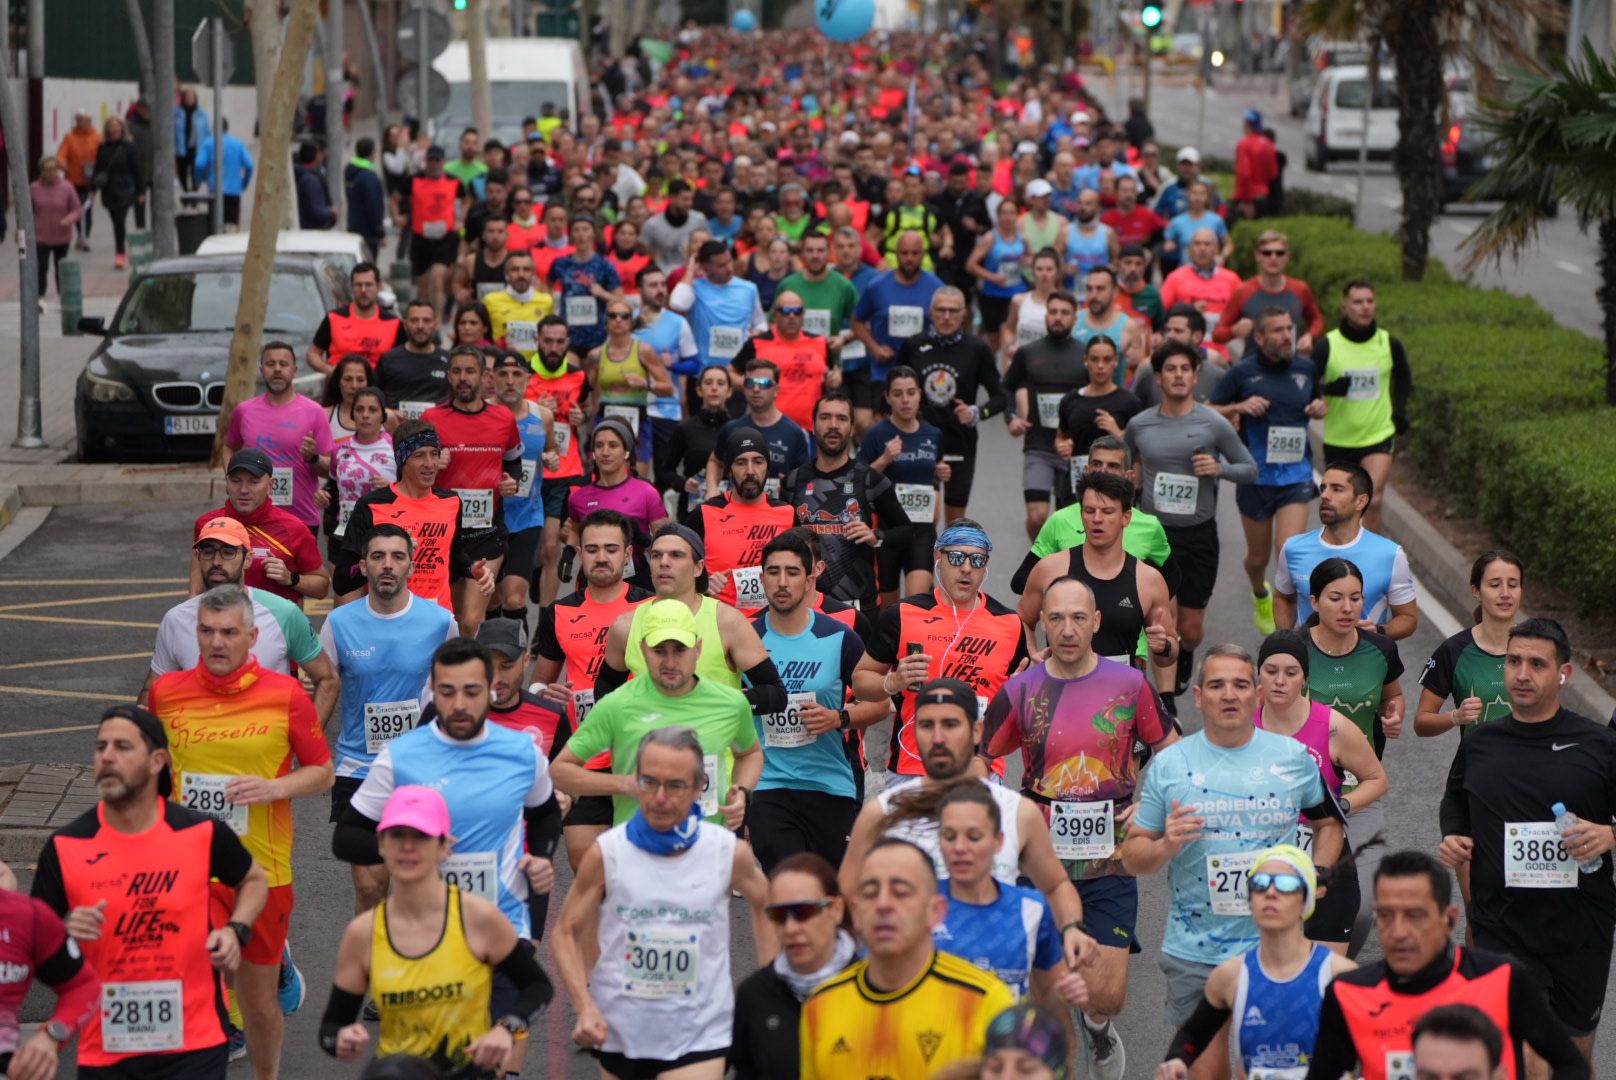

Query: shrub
[[1278, 188, 1355, 221]]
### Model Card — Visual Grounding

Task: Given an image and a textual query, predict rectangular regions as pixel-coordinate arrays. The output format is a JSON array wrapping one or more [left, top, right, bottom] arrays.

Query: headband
[[935, 523, 993, 553], [1249, 843, 1318, 919], [1258, 630, 1310, 679], [394, 427, 441, 469]]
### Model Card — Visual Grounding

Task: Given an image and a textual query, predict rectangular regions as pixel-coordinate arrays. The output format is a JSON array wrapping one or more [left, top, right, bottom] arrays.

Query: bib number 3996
[[101, 981, 184, 1053], [1050, 800, 1114, 861], [623, 928, 699, 999], [1206, 851, 1261, 915]]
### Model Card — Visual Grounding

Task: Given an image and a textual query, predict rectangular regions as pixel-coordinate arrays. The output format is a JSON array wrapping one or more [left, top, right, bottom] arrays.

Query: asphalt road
[[6, 415, 1616, 1077]]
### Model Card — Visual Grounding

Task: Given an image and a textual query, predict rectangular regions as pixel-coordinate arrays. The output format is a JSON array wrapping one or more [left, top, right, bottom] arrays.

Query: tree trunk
[[150, 0, 179, 258], [1388, 4, 1443, 281], [468, 0, 493, 137], [211, 0, 322, 466], [122, 0, 157, 101], [247, 0, 295, 230], [1600, 217, 1616, 407], [0, 43, 43, 446]]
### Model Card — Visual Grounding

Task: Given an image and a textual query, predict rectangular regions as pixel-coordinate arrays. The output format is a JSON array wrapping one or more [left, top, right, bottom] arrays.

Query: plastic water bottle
[[1552, 802, 1603, 874]]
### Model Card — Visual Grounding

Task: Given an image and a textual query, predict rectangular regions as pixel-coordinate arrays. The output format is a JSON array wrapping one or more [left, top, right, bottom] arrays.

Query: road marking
[[1556, 261, 1583, 275], [0, 722, 102, 740], [0, 684, 132, 703], [0, 613, 160, 629], [0, 589, 186, 613], [1411, 574, 1462, 640], [0, 578, 187, 587], [1445, 222, 1471, 237], [1, 652, 150, 671]]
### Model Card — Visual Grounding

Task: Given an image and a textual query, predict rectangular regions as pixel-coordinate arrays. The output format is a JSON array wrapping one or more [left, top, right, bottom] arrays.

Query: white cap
[[1014, 140, 1039, 157], [1177, 146, 1201, 164], [1025, 178, 1054, 197], [1070, 110, 1091, 125]]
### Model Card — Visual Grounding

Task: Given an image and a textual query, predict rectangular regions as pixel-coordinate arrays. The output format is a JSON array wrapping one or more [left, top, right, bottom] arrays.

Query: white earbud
[[1560, 674, 1567, 685]]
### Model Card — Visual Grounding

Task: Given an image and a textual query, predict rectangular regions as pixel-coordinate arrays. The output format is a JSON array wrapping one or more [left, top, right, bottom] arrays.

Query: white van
[[433, 38, 591, 147], [1304, 65, 1399, 171]]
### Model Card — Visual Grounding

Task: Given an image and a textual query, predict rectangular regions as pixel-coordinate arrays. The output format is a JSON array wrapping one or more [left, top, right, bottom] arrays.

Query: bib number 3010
[[623, 928, 699, 999]]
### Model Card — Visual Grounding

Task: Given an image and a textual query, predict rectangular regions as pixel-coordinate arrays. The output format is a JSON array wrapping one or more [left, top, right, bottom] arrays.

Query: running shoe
[[226, 1023, 247, 1062], [1253, 582, 1277, 636], [277, 943, 306, 1015], [1085, 1017, 1126, 1080]]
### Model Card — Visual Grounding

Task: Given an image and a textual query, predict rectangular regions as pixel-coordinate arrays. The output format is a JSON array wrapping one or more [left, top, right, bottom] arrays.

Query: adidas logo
[[1244, 1005, 1266, 1027], [830, 1037, 852, 1055], [1116, 597, 1134, 608]]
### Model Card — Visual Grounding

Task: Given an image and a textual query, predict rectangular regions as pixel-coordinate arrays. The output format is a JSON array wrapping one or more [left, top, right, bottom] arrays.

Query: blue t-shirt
[[708, 215, 743, 244], [1277, 526, 1412, 625], [934, 879, 1063, 996], [1211, 356, 1320, 487], [634, 308, 698, 420], [321, 596, 455, 780], [1133, 728, 1328, 965], [719, 413, 811, 480], [547, 253, 621, 352], [503, 407, 549, 534], [1165, 210, 1229, 253], [856, 419, 942, 488], [844, 263, 880, 296], [853, 269, 943, 380], [750, 610, 864, 799]]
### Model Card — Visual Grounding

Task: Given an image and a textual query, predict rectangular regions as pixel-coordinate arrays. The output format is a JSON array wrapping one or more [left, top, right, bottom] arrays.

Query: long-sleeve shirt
[[30, 178, 83, 247], [194, 134, 255, 197], [1212, 276, 1325, 347], [1123, 402, 1256, 527]]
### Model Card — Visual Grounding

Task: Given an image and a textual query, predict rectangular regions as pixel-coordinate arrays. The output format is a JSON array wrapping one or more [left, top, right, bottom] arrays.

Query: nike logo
[[1552, 742, 1579, 751]]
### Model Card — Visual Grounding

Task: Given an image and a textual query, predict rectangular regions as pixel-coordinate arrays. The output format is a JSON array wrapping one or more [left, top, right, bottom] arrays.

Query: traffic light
[[1141, 3, 1162, 28], [453, 0, 467, 9]]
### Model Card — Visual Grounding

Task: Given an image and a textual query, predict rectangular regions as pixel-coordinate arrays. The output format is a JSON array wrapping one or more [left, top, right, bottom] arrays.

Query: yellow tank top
[[624, 595, 739, 687], [596, 338, 649, 405], [371, 884, 493, 1065]]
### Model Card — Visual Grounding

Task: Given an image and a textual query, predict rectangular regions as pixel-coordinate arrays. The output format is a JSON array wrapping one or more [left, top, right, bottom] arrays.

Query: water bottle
[[1552, 802, 1603, 874]]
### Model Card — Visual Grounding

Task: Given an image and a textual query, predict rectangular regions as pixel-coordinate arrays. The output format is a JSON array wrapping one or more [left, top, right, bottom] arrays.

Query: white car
[[1304, 65, 1400, 171], [196, 230, 398, 309]]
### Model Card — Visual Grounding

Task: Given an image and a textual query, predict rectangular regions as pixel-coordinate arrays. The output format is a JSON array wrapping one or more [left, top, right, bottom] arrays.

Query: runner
[[856, 366, 947, 604], [1007, 249, 1064, 362], [489, 349, 560, 622], [1314, 278, 1413, 532], [965, 196, 1029, 354], [526, 315, 594, 606], [483, 248, 555, 363], [423, 347, 524, 634], [1130, 305, 1229, 407], [640, 178, 709, 270], [405, 145, 467, 319], [1061, 189, 1118, 285], [588, 296, 673, 474], [319, 524, 457, 912], [706, 355, 813, 494], [319, 387, 395, 553], [728, 291, 833, 432], [1122, 645, 1344, 1080], [1100, 176, 1166, 255], [1438, 617, 1616, 1068], [685, 427, 796, 610], [1005, 289, 1085, 541], [1211, 229, 1325, 358], [1155, 845, 1357, 1080], [1020, 179, 1068, 270], [31, 705, 268, 1080], [1158, 229, 1241, 328], [1409, 1006, 1513, 1080], [1073, 267, 1146, 384], [453, 211, 513, 305], [982, 575, 1178, 1079], [149, 585, 334, 1080], [1415, 550, 1523, 741], [851, 231, 943, 424], [801, 838, 1016, 1079], [657, 365, 732, 519], [978, 1003, 1075, 1080], [1275, 461, 1418, 639], [1115, 244, 1163, 332], [566, 417, 668, 587], [552, 728, 774, 1080], [1307, 850, 1588, 1080], [223, 342, 335, 541], [631, 264, 701, 469], [1162, 182, 1232, 278], [669, 238, 768, 379], [307, 263, 403, 374], [1252, 630, 1388, 952], [547, 216, 623, 356], [1210, 307, 1324, 636], [374, 300, 451, 417], [1054, 334, 1142, 507], [320, 786, 553, 1076], [778, 230, 859, 359]]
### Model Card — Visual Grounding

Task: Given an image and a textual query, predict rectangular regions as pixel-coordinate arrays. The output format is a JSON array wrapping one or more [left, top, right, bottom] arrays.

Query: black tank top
[[472, 253, 508, 295], [1068, 547, 1143, 664]]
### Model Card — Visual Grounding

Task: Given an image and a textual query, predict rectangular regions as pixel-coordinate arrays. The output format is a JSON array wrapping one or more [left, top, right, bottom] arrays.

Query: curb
[[1383, 484, 1616, 724], [0, 827, 47, 867], [0, 484, 17, 531]]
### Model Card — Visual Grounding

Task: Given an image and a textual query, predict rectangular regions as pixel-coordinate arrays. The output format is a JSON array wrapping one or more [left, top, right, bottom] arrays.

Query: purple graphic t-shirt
[[227, 395, 335, 527]]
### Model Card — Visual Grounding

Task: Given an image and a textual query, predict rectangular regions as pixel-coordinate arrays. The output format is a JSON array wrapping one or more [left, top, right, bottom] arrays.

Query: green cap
[[640, 599, 699, 648]]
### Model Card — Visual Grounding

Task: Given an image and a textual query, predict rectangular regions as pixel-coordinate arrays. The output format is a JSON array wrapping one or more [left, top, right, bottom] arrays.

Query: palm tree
[[1460, 41, 1616, 405], [1301, 0, 1555, 282]]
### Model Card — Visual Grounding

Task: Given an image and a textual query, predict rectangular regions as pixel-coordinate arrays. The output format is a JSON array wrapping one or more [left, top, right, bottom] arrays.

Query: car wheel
[[1305, 139, 1324, 172]]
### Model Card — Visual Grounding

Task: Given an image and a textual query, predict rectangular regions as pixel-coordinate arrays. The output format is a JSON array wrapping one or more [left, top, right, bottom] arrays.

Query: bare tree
[[468, 0, 493, 137], [247, 0, 295, 229]]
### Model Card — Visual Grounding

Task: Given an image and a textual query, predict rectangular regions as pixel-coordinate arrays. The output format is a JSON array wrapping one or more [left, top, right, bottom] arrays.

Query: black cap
[[226, 448, 274, 478], [914, 677, 980, 721], [476, 617, 530, 660], [490, 349, 528, 371], [721, 426, 768, 466], [662, 523, 706, 564], [1118, 242, 1148, 260], [425, 144, 447, 160], [99, 705, 173, 798]]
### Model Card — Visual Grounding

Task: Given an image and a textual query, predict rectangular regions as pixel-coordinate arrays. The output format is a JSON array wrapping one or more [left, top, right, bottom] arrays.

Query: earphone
[[1560, 674, 1567, 685]]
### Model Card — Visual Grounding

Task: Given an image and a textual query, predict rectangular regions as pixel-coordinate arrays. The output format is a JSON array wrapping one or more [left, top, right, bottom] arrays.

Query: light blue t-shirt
[[634, 308, 698, 420], [1165, 210, 1230, 252], [750, 610, 864, 799], [1276, 525, 1414, 625], [319, 595, 456, 779], [1134, 728, 1328, 965], [688, 276, 761, 369], [935, 879, 1063, 996], [503, 407, 549, 534]]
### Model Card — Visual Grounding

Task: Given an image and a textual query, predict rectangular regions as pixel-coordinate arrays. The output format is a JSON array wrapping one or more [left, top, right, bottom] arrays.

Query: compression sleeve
[[318, 986, 366, 1057], [1390, 336, 1412, 434], [524, 797, 562, 861], [742, 657, 788, 716], [495, 940, 556, 1020], [1303, 984, 1360, 1080], [331, 805, 383, 866], [1163, 995, 1233, 1067], [977, 344, 1009, 420], [594, 660, 629, 699]]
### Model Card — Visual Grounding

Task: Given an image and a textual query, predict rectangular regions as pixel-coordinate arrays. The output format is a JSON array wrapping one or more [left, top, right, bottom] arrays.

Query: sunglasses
[[776, 306, 805, 316], [744, 376, 776, 390], [940, 549, 989, 569], [606, 311, 634, 321], [764, 899, 833, 924], [1247, 872, 1306, 895], [1258, 249, 1289, 257]]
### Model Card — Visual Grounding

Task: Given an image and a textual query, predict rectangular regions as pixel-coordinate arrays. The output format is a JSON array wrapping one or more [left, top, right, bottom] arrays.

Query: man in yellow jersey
[[483, 248, 554, 362], [801, 837, 1016, 1078]]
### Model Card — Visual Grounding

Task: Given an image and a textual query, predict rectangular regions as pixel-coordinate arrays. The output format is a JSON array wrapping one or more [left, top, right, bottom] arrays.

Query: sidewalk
[[0, 763, 97, 865]]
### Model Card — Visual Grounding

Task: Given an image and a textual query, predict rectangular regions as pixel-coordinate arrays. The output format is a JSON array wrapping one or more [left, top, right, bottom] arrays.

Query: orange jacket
[[57, 127, 102, 190]]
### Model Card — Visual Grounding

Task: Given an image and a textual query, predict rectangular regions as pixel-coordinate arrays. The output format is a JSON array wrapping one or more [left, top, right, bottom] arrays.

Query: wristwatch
[[838, 708, 852, 732], [1339, 796, 1353, 815], [227, 920, 253, 948], [288, 570, 302, 588], [44, 1020, 71, 1044], [496, 1014, 530, 1037]]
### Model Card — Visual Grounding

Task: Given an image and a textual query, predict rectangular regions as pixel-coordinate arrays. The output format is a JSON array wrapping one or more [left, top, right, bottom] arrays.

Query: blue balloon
[[815, 0, 874, 40], [731, 9, 756, 30]]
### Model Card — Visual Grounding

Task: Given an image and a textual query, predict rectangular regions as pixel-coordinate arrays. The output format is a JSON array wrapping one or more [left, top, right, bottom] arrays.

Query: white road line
[[1412, 572, 1463, 640], [1556, 261, 1583, 275]]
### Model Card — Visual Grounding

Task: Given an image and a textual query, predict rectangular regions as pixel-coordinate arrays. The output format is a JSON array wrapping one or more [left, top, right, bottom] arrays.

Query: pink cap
[[377, 785, 452, 838]]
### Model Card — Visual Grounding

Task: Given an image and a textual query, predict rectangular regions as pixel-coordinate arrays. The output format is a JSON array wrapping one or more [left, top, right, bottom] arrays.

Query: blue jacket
[[344, 160, 385, 242], [295, 164, 336, 229], [193, 133, 254, 197], [174, 104, 210, 155]]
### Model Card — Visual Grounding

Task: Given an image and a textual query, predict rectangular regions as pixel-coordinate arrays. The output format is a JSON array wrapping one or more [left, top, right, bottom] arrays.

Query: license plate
[[164, 414, 218, 435]]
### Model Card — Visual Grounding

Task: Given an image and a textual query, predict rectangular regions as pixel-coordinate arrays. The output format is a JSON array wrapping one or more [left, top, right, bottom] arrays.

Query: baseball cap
[[1025, 178, 1053, 198], [425, 144, 447, 160], [1014, 140, 1039, 157], [226, 447, 274, 478], [640, 599, 700, 648], [914, 677, 980, 722], [721, 426, 768, 465], [1118, 242, 1147, 261], [1177, 146, 1201, 164], [1243, 108, 1263, 127], [99, 705, 173, 798], [490, 350, 528, 371], [1070, 109, 1092, 125], [1072, 135, 1092, 148], [475, 617, 530, 660], [377, 785, 453, 838], [194, 517, 252, 550]]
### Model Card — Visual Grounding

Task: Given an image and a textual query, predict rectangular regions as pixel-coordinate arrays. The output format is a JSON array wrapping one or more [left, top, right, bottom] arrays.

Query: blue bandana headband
[[935, 523, 993, 553], [395, 428, 440, 469]]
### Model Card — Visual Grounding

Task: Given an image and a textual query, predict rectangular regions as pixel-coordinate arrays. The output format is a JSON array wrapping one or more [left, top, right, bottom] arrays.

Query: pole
[[354, 0, 390, 157], [1194, 7, 1209, 151], [211, 19, 225, 235], [1143, 33, 1152, 113], [416, 6, 430, 140], [151, 0, 179, 257], [326, 0, 346, 211], [26, 0, 41, 170], [468, 0, 491, 137], [0, 50, 41, 447], [1354, 35, 1379, 227]]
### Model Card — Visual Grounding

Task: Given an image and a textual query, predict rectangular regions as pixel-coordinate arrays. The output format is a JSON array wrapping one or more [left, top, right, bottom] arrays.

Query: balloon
[[730, 9, 756, 30], [815, 0, 874, 41]]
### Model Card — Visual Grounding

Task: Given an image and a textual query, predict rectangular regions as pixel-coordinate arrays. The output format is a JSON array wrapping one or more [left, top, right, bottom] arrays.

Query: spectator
[[91, 116, 142, 269], [295, 141, 336, 230], [124, 97, 156, 230], [56, 110, 101, 252], [345, 136, 386, 260], [174, 86, 209, 191], [30, 155, 80, 304], [192, 119, 255, 232], [1234, 109, 1279, 219]]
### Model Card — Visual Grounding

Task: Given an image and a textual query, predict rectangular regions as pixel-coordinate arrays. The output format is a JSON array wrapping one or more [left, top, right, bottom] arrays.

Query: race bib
[[334, 498, 356, 538], [623, 928, 699, 999], [1266, 425, 1307, 465], [455, 488, 493, 530], [1206, 851, 1262, 915], [1152, 471, 1198, 516], [1345, 368, 1381, 401], [565, 295, 598, 327], [553, 424, 573, 458], [1504, 821, 1577, 888], [1297, 823, 1315, 857], [603, 403, 641, 437], [442, 850, 499, 905], [572, 687, 596, 725], [888, 305, 923, 339], [1036, 393, 1063, 428], [763, 692, 819, 749], [732, 565, 766, 610], [1050, 800, 1114, 861], [269, 467, 294, 507], [101, 981, 184, 1053], [421, 220, 447, 240], [517, 460, 538, 499], [1068, 455, 1088, 493], [507, 320, 539, 352], [765, 477, 781, 500], [363, 699, 422, 755], [698, 753, 721, 817], [839, 338, 867, 360], [399, 401, 433, 421], [1384, 1051, 1415, 1080], [708, 325, 743, 359], [180, 773, 247, 835], [894, 483, 938, 524], [1017, 320, 1043, 347], [803, 309, 832, 337]]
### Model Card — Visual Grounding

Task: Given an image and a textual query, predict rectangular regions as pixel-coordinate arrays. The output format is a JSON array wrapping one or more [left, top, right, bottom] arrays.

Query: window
[[1334, 79, 1400, 110], [115, 270, 326, 334]]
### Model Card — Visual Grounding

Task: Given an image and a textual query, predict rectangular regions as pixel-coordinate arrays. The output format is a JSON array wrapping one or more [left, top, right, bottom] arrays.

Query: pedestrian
[[345, 136, 386, 261], [294, 141, 336, 230], [29, 155, 81, 304], [175, 85, 209, 191], [56, 110, 100, 251], [1233, 109, 1279, 219], [193, 119, 255, 232], [92, 116, 142, 269]]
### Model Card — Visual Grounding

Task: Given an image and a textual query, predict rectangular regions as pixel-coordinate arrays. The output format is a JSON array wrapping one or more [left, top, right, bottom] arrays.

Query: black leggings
[[73, 188, 93, 240], [108, 203, 131, 255], [37, 243, 67, 297]]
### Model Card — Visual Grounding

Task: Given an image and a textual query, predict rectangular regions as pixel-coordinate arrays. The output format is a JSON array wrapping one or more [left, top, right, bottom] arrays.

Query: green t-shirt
[[777, 271, 859, 344], [1030, 504, 1173, 566], [1418, 627, 1511, 738], [443, 158, 488, 184], [1306, 628, 1404, 758], [562, 675, 758, 825]]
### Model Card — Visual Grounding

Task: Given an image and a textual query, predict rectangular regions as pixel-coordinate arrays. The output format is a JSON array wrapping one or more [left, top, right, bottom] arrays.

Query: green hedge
[[1229, 216, 1616, 612]]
